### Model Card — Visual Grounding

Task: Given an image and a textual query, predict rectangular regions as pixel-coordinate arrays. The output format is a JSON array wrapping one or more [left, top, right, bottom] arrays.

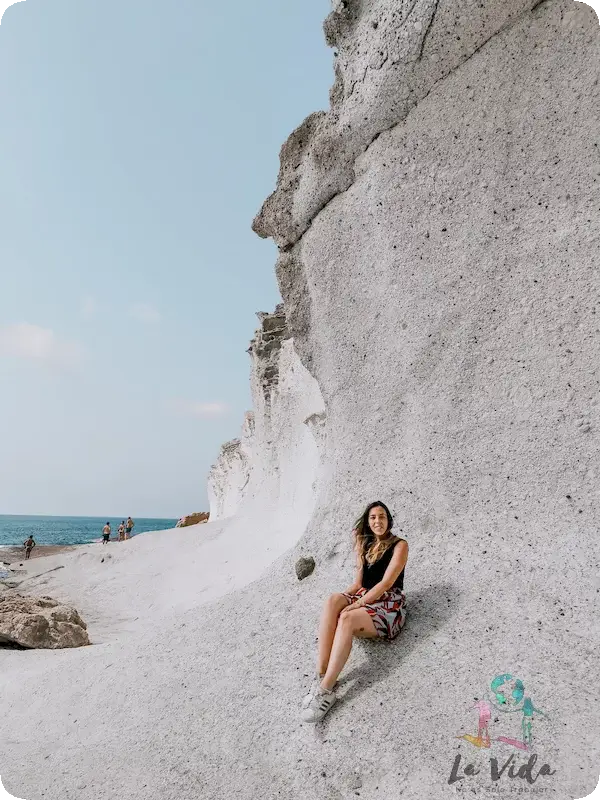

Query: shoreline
[[0, 544, 84, 564]]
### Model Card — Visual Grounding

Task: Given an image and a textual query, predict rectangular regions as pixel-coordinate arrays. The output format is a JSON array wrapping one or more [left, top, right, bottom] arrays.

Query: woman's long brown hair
[[352, 500, 400, 565]]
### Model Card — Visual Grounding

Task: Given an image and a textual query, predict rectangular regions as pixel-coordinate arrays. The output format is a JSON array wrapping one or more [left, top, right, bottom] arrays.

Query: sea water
[[0, 515, 178, 547]]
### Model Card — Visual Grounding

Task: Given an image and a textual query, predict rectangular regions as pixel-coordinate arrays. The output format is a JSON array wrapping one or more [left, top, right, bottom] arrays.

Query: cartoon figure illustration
[[488, 674, 549, 750], [458, 673, 549, 751], [457, 699, 492, 748]]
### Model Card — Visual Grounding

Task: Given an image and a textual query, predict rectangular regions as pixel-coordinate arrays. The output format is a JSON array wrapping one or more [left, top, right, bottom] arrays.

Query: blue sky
[[0, 0, 331, 518]]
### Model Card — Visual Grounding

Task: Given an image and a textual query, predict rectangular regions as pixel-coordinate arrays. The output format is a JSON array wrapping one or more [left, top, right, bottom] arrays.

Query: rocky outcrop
[[207, 415, 254, 520], [176, 512, 209, 527], [247, 302, 289, 400], [207, 305, 326, 531], [253, 0, 558, 250], [0, 593, 89, 649]]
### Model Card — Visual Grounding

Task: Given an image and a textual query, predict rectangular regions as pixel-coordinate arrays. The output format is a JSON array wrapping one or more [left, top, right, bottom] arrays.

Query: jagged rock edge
[[274, 0, 558, 256]]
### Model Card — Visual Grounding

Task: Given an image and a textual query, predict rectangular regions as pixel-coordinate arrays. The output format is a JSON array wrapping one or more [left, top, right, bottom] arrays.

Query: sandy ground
[[0, 512, 302, 643], [1, 545, 78, 564], [0, 513, 327, 797]]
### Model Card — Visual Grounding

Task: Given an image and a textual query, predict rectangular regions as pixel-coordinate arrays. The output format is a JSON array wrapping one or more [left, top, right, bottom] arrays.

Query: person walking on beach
[[301, 500, 409, 723], [102, 522, 111, 544], [125, 517, 134, 539], [23, 535, 36, 560], [118, 521, 126, 542]]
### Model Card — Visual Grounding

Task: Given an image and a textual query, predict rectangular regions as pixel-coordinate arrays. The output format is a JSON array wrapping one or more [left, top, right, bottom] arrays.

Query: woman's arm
[[343, 548, 364, 594], [358, 540, 408, 605]]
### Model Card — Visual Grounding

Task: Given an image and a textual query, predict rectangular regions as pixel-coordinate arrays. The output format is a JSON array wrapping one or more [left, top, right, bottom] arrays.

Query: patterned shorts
[[340, 587, 407, 641]]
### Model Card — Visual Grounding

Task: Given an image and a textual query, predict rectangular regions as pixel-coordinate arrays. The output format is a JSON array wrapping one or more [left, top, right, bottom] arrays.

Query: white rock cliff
[[208, 303, 326, 542], [228, 0, 600, 793]]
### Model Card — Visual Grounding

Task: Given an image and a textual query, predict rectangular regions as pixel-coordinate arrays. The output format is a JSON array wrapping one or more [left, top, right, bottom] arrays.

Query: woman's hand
[[340, 600, 364, 615]]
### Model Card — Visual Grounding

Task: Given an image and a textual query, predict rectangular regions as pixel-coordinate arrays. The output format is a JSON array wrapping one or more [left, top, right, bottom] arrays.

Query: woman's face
[[368, 506, 388, 537]]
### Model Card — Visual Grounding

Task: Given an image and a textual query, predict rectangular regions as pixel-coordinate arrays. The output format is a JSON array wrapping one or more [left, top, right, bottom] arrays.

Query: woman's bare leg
[[321, 609, 377, 691], [316, 593, 352, 675]]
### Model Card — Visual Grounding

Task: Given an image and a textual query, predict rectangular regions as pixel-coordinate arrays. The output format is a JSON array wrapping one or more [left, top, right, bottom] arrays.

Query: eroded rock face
[[248, 303, 290, 401], [253, 0, 554, 250], [0, 593, 90, 649], [271, 0, 600, 562], [207, 416, 255, 520], [208, 305, 326, 529]]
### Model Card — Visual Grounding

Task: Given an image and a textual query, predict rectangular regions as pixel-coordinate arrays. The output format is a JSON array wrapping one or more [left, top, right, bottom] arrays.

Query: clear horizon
[[0, 0, 331, 518], [0, 513, 178, 520]]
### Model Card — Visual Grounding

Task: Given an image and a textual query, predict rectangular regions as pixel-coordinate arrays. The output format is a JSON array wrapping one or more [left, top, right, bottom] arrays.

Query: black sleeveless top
[[362, 539, 406, 590]]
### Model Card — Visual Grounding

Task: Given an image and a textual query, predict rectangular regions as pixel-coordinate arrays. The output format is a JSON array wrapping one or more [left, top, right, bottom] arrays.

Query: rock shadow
[[0, 639, 28, 650]]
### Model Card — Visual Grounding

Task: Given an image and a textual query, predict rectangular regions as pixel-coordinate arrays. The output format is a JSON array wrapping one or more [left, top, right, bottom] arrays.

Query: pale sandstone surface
[[208, 305, 325, 530], [254, 0, 556, 249]]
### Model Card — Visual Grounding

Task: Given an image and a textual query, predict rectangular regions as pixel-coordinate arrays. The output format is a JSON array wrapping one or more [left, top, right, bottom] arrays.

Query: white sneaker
[[302, 675, 322, 709], [301, 687, 337, 723], [302, 676, 338, 709]]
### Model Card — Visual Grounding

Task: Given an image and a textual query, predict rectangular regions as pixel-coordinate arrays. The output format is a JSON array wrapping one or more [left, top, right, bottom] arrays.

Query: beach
[[0, 515, 316, 799], [0, 544, 79, 563], [0, 515, 178, 561]]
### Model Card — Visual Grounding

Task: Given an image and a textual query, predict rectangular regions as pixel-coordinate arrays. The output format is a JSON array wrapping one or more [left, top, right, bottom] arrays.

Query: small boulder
[[295, 556, 316, 580], [0, 593, 90, 649]]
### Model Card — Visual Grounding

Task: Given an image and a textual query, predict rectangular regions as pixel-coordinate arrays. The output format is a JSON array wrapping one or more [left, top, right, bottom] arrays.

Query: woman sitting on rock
[[302, 500, 408, 723]]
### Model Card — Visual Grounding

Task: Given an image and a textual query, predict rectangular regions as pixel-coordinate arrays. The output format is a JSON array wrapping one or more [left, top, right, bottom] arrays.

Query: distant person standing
[[125, 517, 134, 539], [23, 536, 36, 559], [102, 522, 111, 544], [118, 521, 126, 542]]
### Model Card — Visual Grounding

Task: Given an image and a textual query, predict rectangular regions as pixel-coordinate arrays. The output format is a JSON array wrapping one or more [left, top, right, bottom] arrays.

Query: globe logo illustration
[[490, 673, 525, 711]]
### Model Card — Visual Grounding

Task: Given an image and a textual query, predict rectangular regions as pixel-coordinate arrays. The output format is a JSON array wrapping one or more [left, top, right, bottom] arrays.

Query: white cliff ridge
[[253, 0, 563, 250], [207, 413, 254, 520], [208, 304, 326, 542]]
